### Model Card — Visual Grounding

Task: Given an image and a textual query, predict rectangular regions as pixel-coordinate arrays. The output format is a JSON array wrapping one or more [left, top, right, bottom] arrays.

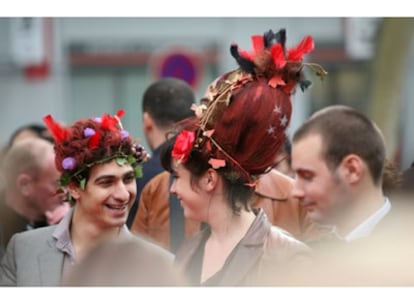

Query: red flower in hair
[[172, 130, 195, 163]]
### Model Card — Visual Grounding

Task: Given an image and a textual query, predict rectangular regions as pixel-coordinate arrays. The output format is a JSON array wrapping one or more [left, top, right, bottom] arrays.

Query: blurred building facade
[[0, 17, 413, 169]]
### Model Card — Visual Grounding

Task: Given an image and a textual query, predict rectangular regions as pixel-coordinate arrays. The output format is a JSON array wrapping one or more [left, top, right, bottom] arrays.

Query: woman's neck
[[201, 208, 255, 283], [208, 207, 255, 244]]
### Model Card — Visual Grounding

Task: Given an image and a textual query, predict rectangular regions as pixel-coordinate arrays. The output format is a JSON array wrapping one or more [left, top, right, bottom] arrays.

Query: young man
[[0, 110, 177, 286], [285, 105, 414, 285], [291, 105, 390, 242]]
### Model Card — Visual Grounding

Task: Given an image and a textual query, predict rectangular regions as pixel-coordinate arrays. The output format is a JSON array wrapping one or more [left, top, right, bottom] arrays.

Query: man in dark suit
[[126, 77, 195, 228]]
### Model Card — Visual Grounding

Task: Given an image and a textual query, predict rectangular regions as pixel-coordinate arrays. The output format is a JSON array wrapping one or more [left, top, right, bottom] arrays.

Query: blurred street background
[[0, 17, 413, 169]]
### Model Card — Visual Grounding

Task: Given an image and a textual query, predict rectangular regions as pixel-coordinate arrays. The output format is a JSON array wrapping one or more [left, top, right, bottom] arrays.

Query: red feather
[[288, 36, 314, 61], [238, 36, 265, 62], [43, 114, 69, 142], [88, 130, 102, 149], [271, 44, 286, 68], [251, 35, 264, 54], [116, 109, 125, 119], [238, 48, 254, 61], [100, 113, 118, 131]]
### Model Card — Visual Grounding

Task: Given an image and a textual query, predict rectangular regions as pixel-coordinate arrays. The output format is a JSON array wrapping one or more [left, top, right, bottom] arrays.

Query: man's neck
[[71, 207, 121, 260], [5, 191, 45, 222], [335, 190, 388, 239]]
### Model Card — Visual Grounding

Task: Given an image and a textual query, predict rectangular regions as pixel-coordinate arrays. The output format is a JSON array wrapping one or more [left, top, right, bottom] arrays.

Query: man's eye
[[298, 170, 314, 180], [124, 175, 135, 183], [100, 180, 113, 186]]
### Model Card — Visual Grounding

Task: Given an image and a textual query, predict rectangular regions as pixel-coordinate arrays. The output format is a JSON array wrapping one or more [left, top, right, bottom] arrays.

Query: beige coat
[[174, 208, 311, 286]]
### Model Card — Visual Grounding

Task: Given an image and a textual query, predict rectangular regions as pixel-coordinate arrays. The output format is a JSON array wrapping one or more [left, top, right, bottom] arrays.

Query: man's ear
[[16, 173, 33, 196], [143, 112, 154, 133], [67, 182, 81, 201], [340, 154, 364, 184]]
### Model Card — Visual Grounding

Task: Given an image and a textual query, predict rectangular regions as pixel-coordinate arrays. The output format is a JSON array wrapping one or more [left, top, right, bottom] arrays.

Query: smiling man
[[0, 110, 177, 286], [291, 105, 390, 242], [286, 105, 414, 286]]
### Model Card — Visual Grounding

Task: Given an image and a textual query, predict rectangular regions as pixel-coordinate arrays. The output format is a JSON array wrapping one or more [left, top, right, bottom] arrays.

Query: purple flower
[[84, 127, 96, 138], [120, 130, 129, 140], [93, 117, 102, 123], [62, 157, 76, 170]]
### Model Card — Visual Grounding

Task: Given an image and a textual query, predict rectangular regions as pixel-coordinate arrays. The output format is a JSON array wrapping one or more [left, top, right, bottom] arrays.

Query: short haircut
[[293, 105, 386, 185], [2, 137, 53, 186], [8, 123, 53, 147], [142, 77, 195, 129]]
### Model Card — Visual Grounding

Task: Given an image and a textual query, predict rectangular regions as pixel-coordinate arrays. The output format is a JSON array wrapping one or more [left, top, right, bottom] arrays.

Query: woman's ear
[[202, 168, 219, 191]]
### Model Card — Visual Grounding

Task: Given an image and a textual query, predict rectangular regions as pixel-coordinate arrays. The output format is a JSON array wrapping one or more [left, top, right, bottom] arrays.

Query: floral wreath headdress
[[172, 28, 327, 186], [43, 110, 150, 199]]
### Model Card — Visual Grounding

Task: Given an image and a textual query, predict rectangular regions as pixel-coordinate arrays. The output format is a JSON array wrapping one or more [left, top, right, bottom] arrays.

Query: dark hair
[[382, 158, 402, 195], [8, 123, 53, 146], [401, 162, 414, 194], [293, 105, 386, 185], [161, 132, 253, 215], [142, 77, 195, 129]]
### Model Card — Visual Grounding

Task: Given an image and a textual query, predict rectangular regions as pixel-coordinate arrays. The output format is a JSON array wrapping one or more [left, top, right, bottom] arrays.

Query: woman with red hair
[[160, 28, 326, 286]]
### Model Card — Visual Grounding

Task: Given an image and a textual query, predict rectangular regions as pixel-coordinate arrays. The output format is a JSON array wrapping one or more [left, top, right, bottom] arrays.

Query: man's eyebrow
[[296, 168, 315, 176], [93, 170, 134, 182], [93, 174, 116, 182]]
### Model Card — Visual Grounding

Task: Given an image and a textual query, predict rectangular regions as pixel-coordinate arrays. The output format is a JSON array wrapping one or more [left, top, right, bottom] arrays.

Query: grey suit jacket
[[0, 225, 63, 286]]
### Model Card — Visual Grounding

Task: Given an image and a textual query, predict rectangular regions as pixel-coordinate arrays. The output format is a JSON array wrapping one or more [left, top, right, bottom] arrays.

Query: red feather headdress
[[175, 28, 327, 187], [43, 114, 70, 143]]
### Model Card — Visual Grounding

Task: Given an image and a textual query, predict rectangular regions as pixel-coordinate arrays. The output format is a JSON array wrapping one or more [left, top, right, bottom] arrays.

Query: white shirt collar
[[332, 197, 392, 242]]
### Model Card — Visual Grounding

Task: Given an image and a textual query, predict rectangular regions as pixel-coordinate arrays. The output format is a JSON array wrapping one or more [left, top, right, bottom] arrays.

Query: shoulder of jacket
[[266, 226, 310, 252], [255, 169, 294, 200]]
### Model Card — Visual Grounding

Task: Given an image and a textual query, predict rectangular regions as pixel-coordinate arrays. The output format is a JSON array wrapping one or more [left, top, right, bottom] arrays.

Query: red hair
[[213, 78, 291, 176], [53, 118, 132, 173], [167, 28, 324, 185]]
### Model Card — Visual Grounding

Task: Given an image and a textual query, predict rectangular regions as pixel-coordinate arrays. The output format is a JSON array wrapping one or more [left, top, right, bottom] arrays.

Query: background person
[[0, 137, 67, 259], [126, 77, 195, 227]]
